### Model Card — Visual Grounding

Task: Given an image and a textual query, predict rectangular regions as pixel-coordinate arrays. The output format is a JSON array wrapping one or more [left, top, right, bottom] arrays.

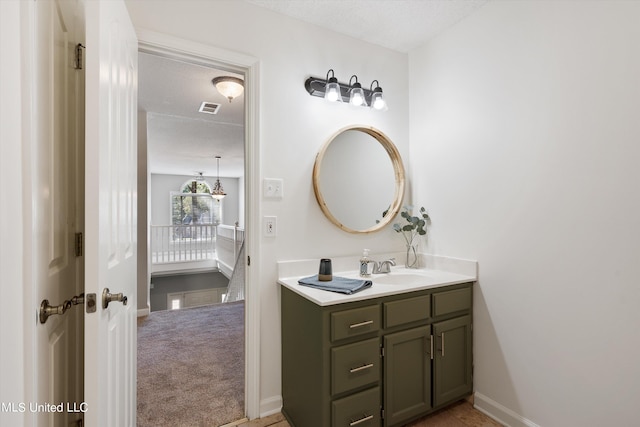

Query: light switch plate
[[263, 178, 283, 199]]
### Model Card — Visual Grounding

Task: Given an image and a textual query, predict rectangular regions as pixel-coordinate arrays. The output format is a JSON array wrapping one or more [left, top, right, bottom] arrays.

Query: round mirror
[[313, 125, 405, 233]]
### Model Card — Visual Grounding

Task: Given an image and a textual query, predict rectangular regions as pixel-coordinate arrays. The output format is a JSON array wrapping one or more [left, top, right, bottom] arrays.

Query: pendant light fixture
[[191, 172, 204, 193], [212, 76, 244, 103], [211, 156, 226, 201]]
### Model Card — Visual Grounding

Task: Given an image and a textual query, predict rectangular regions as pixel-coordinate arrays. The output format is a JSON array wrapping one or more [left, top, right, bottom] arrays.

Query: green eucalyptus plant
[[393, 205, 431, 246], [393, 206, 430, 268]]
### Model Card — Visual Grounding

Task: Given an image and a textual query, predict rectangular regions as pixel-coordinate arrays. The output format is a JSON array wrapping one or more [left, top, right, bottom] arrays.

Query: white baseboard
[[217, 259, 233, 279], [137, 307, 150, 317], [219, 418, 249, 427], [259, 395, 282, 418], [474, 392, 540, 427]]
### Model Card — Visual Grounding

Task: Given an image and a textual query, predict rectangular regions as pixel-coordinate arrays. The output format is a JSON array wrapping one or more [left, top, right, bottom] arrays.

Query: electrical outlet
[[264, 216, 277, 237], [263, 178, 283, 199]]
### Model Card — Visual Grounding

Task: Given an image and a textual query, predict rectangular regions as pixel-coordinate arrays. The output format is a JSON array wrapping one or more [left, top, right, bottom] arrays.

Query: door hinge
[[247, 255, 251, 266], [381, 408, 384, 419], [75, 232, 83, 257], [380, 345, 384, 358], [74, 43, 85, 70]]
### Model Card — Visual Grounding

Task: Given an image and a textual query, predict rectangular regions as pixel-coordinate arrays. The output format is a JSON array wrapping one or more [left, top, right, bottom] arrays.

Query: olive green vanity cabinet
[[281, 282, 473, 427], [383, 325, 432, 426]]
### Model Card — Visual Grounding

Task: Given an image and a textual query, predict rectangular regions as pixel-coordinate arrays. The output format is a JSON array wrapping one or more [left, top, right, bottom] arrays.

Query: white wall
[[150, 173, 240, 226], [409, 1, 640, 426], [125, 0, 410, 415]]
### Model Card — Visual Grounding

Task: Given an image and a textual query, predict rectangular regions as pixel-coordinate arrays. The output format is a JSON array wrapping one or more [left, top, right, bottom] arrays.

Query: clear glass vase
[[405, 244, 418, 268]]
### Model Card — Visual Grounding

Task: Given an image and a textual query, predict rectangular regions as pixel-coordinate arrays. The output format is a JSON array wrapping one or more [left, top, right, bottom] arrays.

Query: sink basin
[[372, 272, 428, 286]]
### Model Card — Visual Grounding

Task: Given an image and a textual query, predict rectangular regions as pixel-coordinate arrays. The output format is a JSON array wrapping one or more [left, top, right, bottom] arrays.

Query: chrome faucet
[[372, 258, 396, 274]]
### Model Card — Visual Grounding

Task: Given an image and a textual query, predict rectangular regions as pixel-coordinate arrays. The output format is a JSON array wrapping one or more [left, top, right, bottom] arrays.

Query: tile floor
[[236, 400, 502, 427]]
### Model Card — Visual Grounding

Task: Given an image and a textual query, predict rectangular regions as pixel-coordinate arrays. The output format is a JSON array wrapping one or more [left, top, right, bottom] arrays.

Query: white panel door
[[84, 1, 138, 426], [32, 0, 84, 426]]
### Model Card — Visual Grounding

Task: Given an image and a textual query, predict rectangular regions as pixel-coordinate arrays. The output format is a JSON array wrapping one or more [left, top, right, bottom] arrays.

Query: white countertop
[[277, 253, 477, 306]]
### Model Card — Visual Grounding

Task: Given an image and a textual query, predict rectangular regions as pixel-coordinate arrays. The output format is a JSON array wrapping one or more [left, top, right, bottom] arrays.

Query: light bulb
[[372, 94, 386, 110], [370, 83, 387, 111], [350, 90, 365, 106], [325, 83, 341, 102]]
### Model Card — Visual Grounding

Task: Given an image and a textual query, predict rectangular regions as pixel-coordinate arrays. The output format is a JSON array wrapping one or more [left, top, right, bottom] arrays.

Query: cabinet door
[[383, 325, 432, 427], [433, 315, 472, 407]]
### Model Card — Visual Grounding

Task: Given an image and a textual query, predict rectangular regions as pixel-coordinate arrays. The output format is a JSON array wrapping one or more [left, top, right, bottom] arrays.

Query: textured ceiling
[[245, 0, 489, 52], [139, 53, 245, 177]]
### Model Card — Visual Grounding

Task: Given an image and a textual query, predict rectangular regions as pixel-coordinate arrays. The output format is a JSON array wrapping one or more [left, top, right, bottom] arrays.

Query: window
[[170, 179, 222, 226]]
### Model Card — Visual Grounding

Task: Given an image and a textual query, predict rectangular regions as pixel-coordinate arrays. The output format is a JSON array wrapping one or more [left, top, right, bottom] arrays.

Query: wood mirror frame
[[312, 125, 406, 234]]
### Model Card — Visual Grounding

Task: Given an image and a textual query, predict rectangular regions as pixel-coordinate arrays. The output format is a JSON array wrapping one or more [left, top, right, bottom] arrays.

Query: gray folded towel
[[298, 275, 372, 295]]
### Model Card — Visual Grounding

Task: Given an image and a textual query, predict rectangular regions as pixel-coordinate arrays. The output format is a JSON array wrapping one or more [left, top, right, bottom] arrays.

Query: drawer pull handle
[[430, 334, 434, 360], [349, 363, 374, 373], [350, 414, 374, 426], [349, 320, 373, 329]]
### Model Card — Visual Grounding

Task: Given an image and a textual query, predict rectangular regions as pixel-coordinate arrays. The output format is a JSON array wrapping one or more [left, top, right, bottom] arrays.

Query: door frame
[[137, 29, 261, 420]]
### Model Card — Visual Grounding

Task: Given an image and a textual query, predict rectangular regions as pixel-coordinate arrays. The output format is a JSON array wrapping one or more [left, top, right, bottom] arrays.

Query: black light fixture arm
[[305, 75, 376, 104], [348, 75, 359, 89]]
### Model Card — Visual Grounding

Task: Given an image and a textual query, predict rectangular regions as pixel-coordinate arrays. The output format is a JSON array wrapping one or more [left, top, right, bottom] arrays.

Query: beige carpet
[[137, 301, 245, 427]]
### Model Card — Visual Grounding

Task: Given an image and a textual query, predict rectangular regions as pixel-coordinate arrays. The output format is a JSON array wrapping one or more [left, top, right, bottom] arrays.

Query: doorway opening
[[136, 50, 248, 426]]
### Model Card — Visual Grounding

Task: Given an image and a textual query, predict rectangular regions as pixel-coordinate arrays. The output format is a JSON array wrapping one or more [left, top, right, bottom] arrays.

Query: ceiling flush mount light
[[304, 70, 387, 110], [212, 76, 244, 103], [211, 156, 227, 201]]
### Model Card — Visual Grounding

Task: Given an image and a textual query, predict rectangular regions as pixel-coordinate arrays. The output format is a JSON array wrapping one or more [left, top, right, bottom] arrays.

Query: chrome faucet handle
[[373, 258, 396, 274]]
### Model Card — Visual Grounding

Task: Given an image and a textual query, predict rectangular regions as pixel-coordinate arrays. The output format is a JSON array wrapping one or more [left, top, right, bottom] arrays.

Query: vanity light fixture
[[304, 70, 387, 110], [324, 69, 342, 102], [211, 156, 227, 201], [212, 76, 244, 103], [348, 75, 366, 107], [369, 80, 387, 111]]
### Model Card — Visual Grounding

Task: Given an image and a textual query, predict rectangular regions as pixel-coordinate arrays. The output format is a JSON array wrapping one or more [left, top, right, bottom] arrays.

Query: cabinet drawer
[[331, 305, 380, 342], [332, 386, 381, 427], [432, 287, 471, 317], [331, 338, 380, 395], [383, 295, 430, 329]]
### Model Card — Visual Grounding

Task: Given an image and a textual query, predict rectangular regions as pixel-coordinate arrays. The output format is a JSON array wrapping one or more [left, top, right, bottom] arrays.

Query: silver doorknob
[[102, 288, 128, 309]]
